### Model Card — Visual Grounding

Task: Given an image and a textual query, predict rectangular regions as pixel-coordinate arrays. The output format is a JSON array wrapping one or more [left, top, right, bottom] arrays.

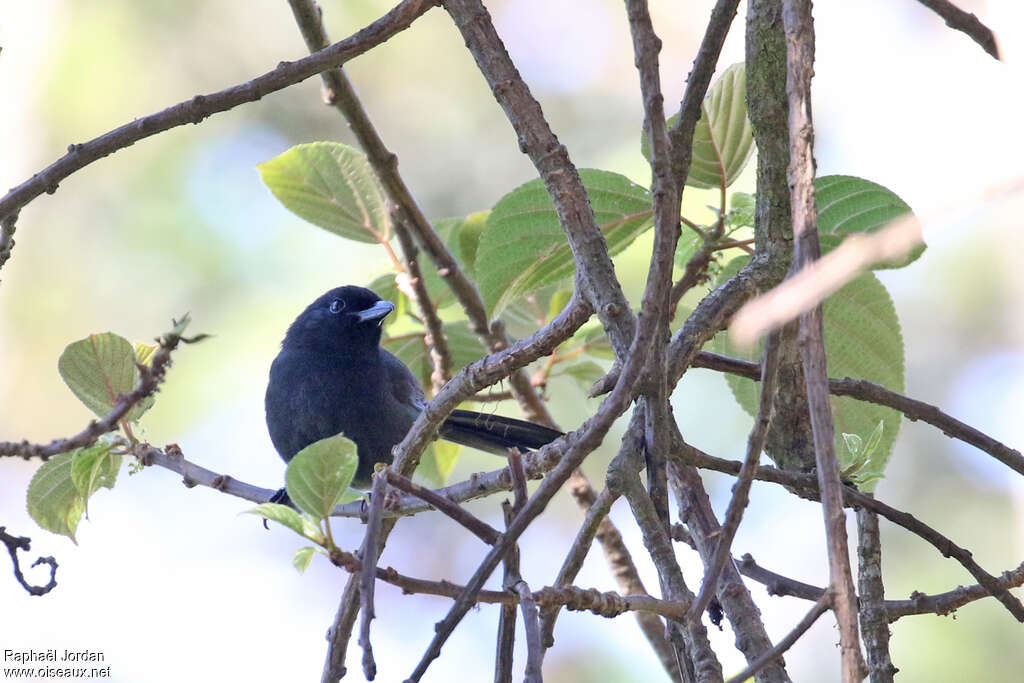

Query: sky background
[[2, 0, 1023, 681]]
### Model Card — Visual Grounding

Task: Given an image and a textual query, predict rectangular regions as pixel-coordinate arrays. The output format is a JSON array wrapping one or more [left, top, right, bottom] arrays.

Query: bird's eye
[[329, 299, 345, 314]]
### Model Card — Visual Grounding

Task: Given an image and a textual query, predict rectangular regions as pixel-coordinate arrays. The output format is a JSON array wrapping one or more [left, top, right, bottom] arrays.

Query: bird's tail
[[439, 409, 562, 456]]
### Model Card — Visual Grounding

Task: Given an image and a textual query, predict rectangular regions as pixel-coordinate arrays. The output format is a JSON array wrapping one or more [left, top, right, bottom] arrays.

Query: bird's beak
[[354, 300, 395, 324]]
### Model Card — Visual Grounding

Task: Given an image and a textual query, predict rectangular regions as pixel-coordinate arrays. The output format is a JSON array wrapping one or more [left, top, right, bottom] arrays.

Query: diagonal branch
[[913, 0, 1000, 59], [0, 0, 438, 263]]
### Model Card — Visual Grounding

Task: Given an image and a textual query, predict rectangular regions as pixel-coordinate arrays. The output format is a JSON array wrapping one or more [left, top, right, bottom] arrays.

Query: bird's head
[[282, 285, 395, 353]]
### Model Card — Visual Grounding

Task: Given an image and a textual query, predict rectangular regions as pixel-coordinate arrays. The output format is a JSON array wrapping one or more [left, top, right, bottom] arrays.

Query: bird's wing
[[380, 348, 427, 415]]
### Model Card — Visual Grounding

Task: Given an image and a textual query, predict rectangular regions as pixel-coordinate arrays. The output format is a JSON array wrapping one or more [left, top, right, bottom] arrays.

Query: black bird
[[265, 285, 563, 487]]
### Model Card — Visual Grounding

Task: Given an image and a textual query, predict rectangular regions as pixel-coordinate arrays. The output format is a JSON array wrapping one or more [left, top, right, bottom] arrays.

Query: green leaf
[[246, 503, 327, 544], [257, 142, 389, 244], [815, 175, 924, 269], [643, 63, 754, 190], [841, 433, 863, 459], [438, 211, 489, 278], [476, 169, 653, 316], [383, 322, 487, 389], [863, 419, 884, 459], [293, 546, 316, 574], [419, 441, 462, 487], [69, 442, 121, 517], [58, 332, 153, 422], [285, 434, 360, 520], [559, 360, 607, 392], [134, 342, 158, 368], [367, 273, 409, 329], [27, 453, 85, 542], [725, 192, 756, 230], [712, 259, 903, 492]]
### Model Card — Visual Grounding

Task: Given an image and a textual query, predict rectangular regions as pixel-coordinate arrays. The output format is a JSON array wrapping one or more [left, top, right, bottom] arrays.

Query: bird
[[265, 285, 563, 487]]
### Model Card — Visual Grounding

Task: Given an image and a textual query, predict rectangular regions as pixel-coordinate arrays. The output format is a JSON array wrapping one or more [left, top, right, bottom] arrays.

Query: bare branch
[[1, 527, 58, 596], [688, 333, 780, 621], [857, 498, 897, 682], [913, 0, 1000, 59], [0, 0, 438, 251], [781, 0, 863, 676], [724, 595, 831, 683], [358, 474, 388, 681], [384, 469, 500, 545]]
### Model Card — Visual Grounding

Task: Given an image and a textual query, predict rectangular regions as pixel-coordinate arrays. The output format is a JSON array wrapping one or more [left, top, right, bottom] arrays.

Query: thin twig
[[1, 527, 58, 596], [358, 473, 388, 680], [688, 333, 780, 622], [691, 350, 1024, 483], [724, 595, 831, 683], [2, 320, 191, 459], [495, 501, 520, 683], [0, 0, 438, 231], [913, 0, 1000, 59], [681, 448, 1024, 621], [383, 470, 500, 545]]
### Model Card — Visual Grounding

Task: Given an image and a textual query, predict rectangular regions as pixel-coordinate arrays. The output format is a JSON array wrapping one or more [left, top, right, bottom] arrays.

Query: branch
[[691, 350, 1024, 479], [682, 448, 1024, 621], [0, 527, 58, 596], [0, 0, 438, 256], [724, 595, 831, 683], [688, 334, 780, 621], [383, 469, 500, 544], [358, 474, 388, 680], [913, 0, 1000, 59], [781, 0, 863, 677], [857, 497, 897, 681], [668, 0, 742, 189], [1, 318, 192, 459]]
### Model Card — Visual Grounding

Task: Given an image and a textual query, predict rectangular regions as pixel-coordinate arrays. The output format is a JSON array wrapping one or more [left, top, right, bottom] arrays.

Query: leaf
[[383, 322, 487, 389], [246, 503, 327, 544], [257, 142, 389, 244], [58, 332, 153, 423], [841, 433, 863, 459], [643, 63, 754, 190], [476, 169, 653, 316], [134, 342, 158, 367], [712, 259, 903, 491], [419, 441, 462, 487], [69, 442, 121, 517], [27, 453, 85, 542], [724, 192, 756, 230], [293, 546, 316, 574], [285, 434, 360, 520], [815, 175, 924, 269], [438, 211, 489, 278], [559, 360, 607, 392]]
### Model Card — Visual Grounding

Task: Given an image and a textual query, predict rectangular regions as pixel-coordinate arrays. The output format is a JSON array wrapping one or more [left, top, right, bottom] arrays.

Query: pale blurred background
[[2, 0, 1023, 681]]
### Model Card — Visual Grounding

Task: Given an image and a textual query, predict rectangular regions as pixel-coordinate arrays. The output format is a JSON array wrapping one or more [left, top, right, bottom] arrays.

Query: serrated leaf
[[27, 453, 85, 542], [69, 443, 121, 517], [383, 322, 487, 389], [246, 503, 327, 544], [643, 63, 754, 190], [476, 169, 653, 316], [293, 546, 316, 574], [58, 332, 153, 423], [815, 175, 924, 269], [712, 259, 903, 492], [258, 142, 389, 244], [285, 434, 360, 520]]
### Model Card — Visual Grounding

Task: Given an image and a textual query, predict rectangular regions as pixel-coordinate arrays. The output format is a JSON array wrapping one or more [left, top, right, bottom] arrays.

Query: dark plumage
[[265, 285, 562, 487]]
